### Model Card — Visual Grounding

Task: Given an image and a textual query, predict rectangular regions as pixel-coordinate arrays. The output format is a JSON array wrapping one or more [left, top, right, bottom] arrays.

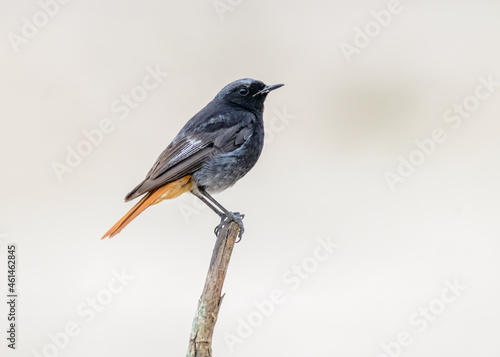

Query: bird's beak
[[252, 83, 284, 97]]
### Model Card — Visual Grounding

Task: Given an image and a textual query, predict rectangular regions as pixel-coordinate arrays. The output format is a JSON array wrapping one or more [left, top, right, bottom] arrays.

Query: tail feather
[[101, 175, 192, 239]]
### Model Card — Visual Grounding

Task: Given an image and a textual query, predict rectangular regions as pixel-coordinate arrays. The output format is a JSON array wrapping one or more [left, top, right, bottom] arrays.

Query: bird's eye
[[238, 87, 249, 96]]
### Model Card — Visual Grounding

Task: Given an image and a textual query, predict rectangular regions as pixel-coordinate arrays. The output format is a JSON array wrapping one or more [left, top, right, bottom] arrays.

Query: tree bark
[[186, 221, 240, 357]]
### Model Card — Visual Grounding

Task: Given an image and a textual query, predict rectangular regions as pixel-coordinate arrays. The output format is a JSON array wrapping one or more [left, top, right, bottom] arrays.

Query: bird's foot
[[214, 212, 245, 241]]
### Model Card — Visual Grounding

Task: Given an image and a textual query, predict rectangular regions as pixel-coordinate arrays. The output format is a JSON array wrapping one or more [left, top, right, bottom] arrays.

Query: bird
[[101, 78, 284, 240]]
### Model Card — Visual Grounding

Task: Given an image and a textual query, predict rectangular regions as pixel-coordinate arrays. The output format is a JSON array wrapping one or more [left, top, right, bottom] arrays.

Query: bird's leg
[[191, 190, 224, 217], [193, 188, 245, 240]]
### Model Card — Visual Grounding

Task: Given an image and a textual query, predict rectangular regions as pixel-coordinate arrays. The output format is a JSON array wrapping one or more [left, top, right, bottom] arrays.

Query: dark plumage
[[102, 78, 283, 239]]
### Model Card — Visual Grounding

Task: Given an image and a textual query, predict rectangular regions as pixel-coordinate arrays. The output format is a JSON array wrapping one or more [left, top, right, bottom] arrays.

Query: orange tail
[[101, 175, 192, 239]]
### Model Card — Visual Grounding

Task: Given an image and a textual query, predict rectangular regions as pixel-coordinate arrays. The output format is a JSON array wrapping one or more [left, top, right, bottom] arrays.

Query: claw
[[214, 212, 245, 241]]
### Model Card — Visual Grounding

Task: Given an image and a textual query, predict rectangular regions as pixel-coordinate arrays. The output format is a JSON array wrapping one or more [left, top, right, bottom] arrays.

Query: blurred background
[[1, 0, 499, 356]]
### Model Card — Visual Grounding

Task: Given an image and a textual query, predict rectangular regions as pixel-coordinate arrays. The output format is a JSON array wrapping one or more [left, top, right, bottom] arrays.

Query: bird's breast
[[192, 128, 264, 193]]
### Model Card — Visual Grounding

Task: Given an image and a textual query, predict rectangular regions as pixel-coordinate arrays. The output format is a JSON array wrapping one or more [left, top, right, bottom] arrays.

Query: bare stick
[[187, 221, 240, 357]]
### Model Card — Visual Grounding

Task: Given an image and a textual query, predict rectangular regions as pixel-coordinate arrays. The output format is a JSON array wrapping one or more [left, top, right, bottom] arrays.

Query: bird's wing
[[124, 116, 255, 201]]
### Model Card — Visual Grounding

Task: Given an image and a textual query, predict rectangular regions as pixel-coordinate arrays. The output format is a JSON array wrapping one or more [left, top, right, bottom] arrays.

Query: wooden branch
[[186, 221, 240, 357]]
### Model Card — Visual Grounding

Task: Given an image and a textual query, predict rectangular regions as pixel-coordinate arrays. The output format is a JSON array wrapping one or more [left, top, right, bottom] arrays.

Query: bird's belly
[[192, 146, 261, 193]]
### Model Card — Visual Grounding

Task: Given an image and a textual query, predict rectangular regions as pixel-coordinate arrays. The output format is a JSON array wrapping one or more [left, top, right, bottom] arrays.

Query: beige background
[[1, 0, 499, 356]]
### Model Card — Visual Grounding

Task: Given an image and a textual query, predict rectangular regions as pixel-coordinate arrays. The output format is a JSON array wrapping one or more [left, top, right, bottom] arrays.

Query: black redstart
[[102, 78, 284, 239]]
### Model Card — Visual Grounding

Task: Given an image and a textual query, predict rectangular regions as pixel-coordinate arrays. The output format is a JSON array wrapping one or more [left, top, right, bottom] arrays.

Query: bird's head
[[216, 78, 284, 113]]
